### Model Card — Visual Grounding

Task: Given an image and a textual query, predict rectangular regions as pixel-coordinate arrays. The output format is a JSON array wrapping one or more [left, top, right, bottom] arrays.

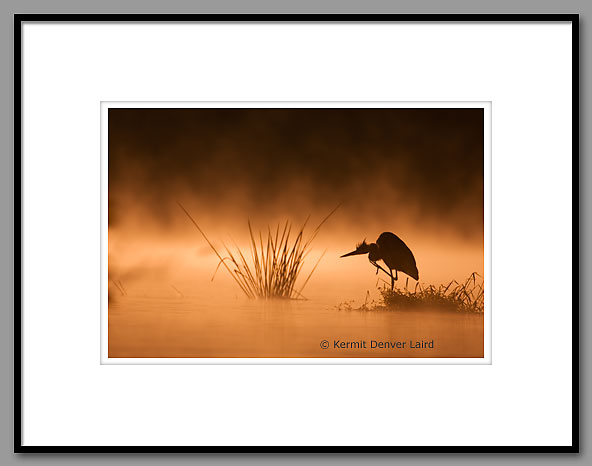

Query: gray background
[[1, 0, 588, 464]]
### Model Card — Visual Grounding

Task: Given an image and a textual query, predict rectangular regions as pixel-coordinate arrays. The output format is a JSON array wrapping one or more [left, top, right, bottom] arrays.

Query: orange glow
[[108, 108, 484, 358]]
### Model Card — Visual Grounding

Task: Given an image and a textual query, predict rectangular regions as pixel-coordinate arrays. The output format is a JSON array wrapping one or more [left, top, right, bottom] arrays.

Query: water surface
[[109, 296, 484, 358]]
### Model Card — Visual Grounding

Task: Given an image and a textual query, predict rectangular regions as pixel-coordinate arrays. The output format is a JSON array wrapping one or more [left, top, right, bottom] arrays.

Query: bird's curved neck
[[368, 243, 380, 262]]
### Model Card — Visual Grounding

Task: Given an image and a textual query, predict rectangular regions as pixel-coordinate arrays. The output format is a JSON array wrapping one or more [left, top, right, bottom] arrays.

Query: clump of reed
[[336, 273, 484, 313], [110, 279, 127, 297], [178, 202, 338, 299], [380, 273, 484, 313]]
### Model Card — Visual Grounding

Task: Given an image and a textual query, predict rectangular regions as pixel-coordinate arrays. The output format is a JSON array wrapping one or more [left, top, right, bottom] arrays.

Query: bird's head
[[341, 239, 374, 258]]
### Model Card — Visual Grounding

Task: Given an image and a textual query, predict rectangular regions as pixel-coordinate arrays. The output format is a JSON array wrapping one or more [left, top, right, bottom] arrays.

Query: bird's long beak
[[340, 250, 364, 258]]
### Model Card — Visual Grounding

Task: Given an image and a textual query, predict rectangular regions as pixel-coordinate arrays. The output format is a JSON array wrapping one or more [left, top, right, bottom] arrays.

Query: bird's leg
[[370, 259, 379, 275], [390, 269, 394, 291], [395, 270, 398, 281], [370, 260, 390, 278]]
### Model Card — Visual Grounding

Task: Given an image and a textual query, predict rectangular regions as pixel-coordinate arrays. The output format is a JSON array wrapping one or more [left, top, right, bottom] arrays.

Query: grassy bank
[[338, 273, 484, 313]]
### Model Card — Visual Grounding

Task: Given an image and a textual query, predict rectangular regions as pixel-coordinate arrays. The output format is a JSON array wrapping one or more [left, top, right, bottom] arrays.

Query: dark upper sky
[[108, 108, 484, 237]]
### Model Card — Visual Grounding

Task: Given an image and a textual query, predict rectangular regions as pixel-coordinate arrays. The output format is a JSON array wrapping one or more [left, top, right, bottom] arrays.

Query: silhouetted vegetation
[[337, 273, 484, 313], [178, 202, 338, 299]]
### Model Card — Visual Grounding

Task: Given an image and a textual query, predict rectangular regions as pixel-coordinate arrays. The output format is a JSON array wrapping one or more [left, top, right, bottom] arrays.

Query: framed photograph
[[15, 14, 578, 452], [102, 101, 490, 363]]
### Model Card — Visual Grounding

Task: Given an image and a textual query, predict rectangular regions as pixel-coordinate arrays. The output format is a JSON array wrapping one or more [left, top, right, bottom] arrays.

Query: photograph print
[[106, 105, 486, 359]]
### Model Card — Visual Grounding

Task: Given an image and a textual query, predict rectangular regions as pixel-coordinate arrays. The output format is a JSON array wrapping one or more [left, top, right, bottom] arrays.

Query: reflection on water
[[108, 296, 484, 358]]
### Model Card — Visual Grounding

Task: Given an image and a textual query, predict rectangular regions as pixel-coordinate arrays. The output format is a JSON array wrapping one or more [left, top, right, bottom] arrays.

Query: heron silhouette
[[341, 232, 419, 290]]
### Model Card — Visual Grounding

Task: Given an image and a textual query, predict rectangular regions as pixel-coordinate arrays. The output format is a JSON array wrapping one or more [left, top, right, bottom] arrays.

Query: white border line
[[100, 101, 492, 365]]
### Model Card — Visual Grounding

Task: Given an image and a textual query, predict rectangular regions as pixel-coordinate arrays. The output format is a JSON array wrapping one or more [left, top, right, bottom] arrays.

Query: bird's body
[[341, 232, 419, 289], [376, 232, 419, 281]]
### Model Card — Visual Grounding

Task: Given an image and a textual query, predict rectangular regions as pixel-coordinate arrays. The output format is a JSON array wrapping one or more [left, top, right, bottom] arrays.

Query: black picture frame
[[13, 13, 580, 453]]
